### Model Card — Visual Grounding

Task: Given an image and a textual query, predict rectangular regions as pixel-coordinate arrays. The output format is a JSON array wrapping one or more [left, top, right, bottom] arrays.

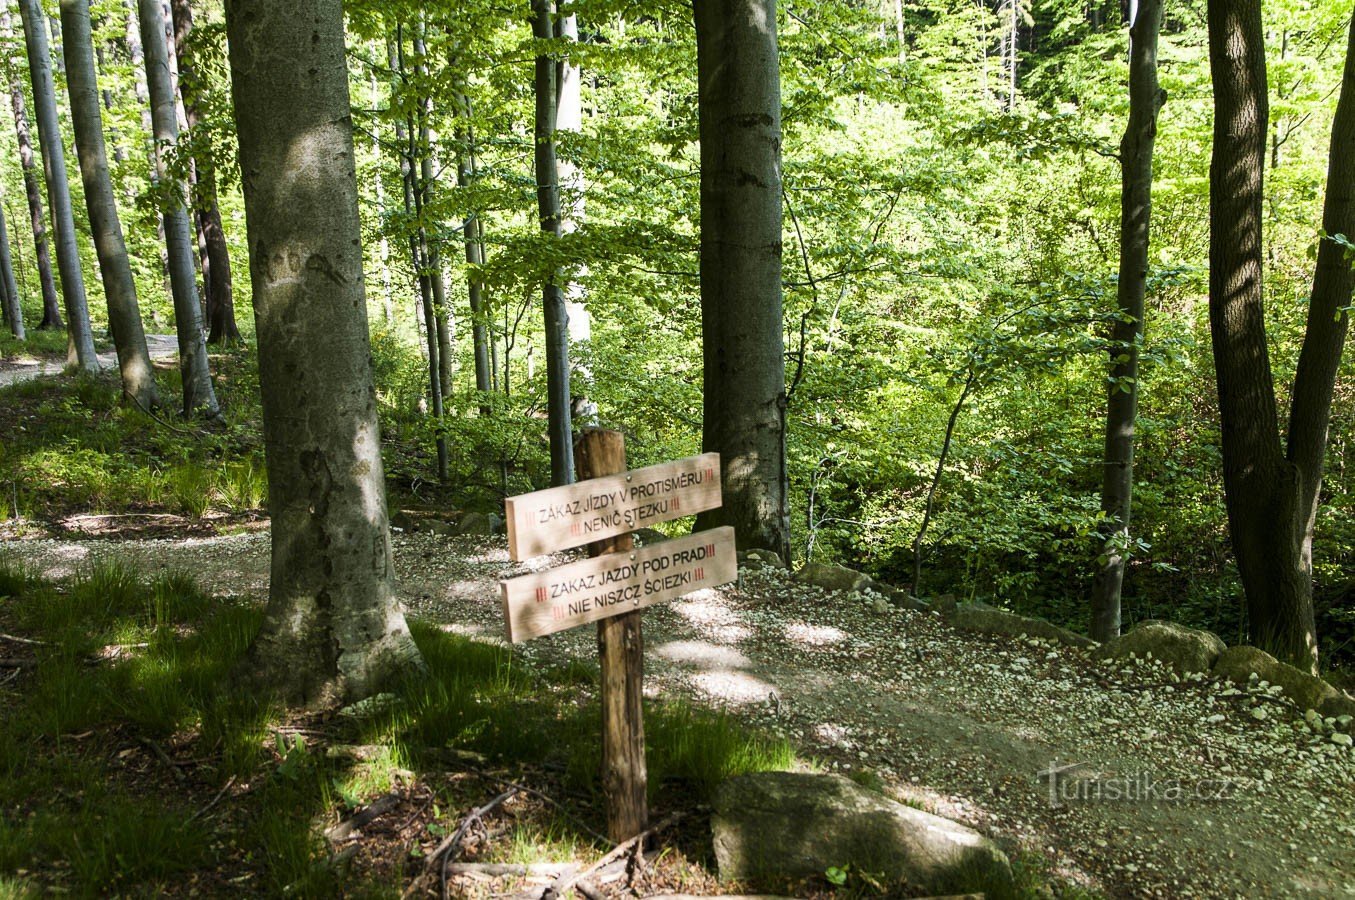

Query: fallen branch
[[326, 791, 403, 842], [137, 737, 187, 783], [437, 788, 519, 900], [187, 775, 237, 824], [545, 813, 682, 900], [0, 632, 46, 646], [444, 862, 578, 878]]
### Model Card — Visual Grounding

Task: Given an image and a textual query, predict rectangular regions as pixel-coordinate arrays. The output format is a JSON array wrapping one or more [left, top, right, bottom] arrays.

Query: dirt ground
[[4, 527, 1353, 898]]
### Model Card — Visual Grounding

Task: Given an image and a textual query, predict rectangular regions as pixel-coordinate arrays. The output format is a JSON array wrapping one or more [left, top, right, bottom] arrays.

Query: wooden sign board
[[505, 453, 722, 561], [501, 527, 736, 643]]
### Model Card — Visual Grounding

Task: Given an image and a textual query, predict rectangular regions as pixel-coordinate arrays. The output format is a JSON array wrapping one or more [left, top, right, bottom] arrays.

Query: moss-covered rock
[[1092, 620, 1225, 674], [1213, 645, 1339, 711], [712, 771, 1012, 894]]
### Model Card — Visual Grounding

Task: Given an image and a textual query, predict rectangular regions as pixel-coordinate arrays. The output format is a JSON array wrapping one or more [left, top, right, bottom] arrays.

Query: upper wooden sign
[[504, 452, 722, 561], [500, 527, 737, 642]]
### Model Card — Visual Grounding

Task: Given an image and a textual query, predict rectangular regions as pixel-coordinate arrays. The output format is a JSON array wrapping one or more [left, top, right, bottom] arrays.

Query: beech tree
[[692, 0, 791, 561], [531, 0, 575, 486], [1090, 0, 1165, 642], [169, 0, 239, 345], [16, 0, 98, 371], [138, 0, 217, 416], [2, 0, 60, 331], [0, 197, 21, 338], [59, 0, 160, 410], [1206, 0, 1353, 673], [224, 0, 423, 704]]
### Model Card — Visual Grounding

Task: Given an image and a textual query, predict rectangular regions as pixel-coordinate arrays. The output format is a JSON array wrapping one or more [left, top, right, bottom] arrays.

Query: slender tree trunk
[[125, 0, 170, 298], [557, 10, 594, 423], [224, 0, 423, 707], [0, 195, 22, 338], [1207, 0, 1316, 673], [1091, 0, 1164, 642], [169, 0, 238, 345], [139, 0, 218, 416], [2, 1, 60, 331], [912, 365, 975, 595], [369, 69, 393, 324], [452, 85, 492, 413], [412, 25, 453, 402], [394, 30, 447, 482], [17, 0, 99, 371], [1284, 12, 1355, 652], [60, 0, 160, 408], [531, 0, 575, 487], [692, 0, 791, 562]]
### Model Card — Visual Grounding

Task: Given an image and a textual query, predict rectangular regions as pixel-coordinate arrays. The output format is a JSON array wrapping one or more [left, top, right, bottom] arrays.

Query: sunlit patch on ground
[[783, 621, 849, 647]]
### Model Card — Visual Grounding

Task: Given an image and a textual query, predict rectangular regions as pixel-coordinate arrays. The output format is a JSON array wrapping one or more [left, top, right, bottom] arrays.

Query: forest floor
[[0, 333, 178, 386], [3, 527, 1353, 898]]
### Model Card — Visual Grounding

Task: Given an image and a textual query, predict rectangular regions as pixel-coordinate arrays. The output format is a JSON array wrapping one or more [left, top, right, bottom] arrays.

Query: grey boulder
[[950, 603, 1097, 650], [1213, 645, 1339, 711], [712, 771, 1012, 894], [1093, 620, 1225, 674], [791, 563, 872, 593]]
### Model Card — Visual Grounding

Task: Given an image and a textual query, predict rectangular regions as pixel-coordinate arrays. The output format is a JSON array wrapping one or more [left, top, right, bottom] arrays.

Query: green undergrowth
[[0, 328, 72, 361], [0, 351, 266, 522], [0, 557, 798, 896]]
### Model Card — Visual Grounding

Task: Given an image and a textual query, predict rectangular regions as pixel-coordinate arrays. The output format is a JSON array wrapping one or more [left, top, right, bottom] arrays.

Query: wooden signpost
[[500, 431, 737, 841]]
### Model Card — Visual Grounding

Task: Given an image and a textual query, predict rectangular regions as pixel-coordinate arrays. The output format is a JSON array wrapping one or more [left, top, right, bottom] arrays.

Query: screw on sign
[[499, 431, 736, 840]]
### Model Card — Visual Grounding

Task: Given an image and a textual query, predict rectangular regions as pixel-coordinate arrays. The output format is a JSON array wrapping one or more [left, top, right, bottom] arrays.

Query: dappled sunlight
[[654, 639, 752, 670], [784, 621, 849, 648], [689, 668, 778, 706], [669, 590, 752, 642]]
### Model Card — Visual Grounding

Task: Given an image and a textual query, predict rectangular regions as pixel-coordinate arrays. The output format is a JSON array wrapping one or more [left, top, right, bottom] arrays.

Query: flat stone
[[791, 562, 872, 593], [1213, 646, 1339, 712], [1092, 620, 1225, 674], [950, 604, 1097, 650], [712, 771, 1012, 894], [454, 512, 494, 536]]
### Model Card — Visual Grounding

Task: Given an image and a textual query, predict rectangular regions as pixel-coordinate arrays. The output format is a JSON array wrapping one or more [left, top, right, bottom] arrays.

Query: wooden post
[[576, 428, 648, 841]]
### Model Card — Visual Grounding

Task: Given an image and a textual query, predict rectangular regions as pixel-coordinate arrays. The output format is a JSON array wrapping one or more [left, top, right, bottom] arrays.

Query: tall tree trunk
[[169, 0, 238, 345], [393, 30, 448, 482], [531, 0, 575, 487], [60, 0, 160, 409], [1091, 0, 1164, 642], [1284, 12, 1355, 657], [3, 0, 61, 331], [557, 10, 594, 422], [223, 0, 423, 707], [452, 85, 492, 414], [0, 194, 23, 338], [692, 0, 791, 562], [412, 24, 453, 402], [125, 0, 171, 303], [1206, 0, 1316, 673], [369, 68, 393, 324], [17, 0, 99, 371], [138, 0, 218, 416]]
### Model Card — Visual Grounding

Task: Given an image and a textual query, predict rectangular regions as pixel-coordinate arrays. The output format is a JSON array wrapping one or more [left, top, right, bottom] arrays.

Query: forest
[[0, 0, 1352, 896]]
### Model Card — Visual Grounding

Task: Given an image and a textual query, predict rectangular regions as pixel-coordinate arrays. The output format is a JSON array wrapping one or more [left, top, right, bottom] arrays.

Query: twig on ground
[[461, 764, 612, 845], [444, 863, 578, 878], [0, 667, 20, 686], [137, 737, 187, 782], [326, 791, 403, 842], [397, 787, 519, 900], [187, 775, 237, 824], [0, 632, 46, 646], [545, 812, 683, 900]]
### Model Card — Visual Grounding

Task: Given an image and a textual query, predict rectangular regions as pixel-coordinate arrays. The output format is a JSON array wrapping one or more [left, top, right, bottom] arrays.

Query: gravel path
[[3, 529, 1353, 898], [0, 334, 178, 387]]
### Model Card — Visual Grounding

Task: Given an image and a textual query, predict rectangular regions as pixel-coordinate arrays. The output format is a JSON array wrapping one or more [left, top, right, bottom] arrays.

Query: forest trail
[[0, 334, 179, 387], [2, 528, 1352, 899]]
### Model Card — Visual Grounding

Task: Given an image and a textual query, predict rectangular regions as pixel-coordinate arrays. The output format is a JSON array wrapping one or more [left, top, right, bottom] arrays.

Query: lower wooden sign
[[500, 526, 737, 643]]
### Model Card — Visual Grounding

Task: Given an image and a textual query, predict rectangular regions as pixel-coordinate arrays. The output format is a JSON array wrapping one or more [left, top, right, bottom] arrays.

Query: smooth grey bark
[[169, 0, 239, 345], [224, 0, 423, 707], [0, 197, 22, 338], [1091, 0, 1164, 642], [59, 0, 160, 409], [692, 0, 791, 562], [452, 84, 492, 413], [1207, 0, 1317, 673], [557, 10, 594, 423], [531, 0, 575, 487], [138, 0, 217, 416], [17, 0, 99, 371], [412, 25, 452, 402], [393, 29, 448, 483], [3, 0, 60, 330]]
